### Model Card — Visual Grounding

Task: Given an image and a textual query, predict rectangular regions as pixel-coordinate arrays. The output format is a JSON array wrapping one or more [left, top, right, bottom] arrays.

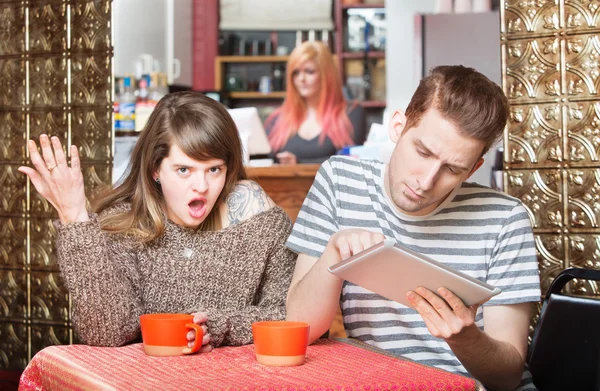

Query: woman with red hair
[[265, 41, 366, 165]]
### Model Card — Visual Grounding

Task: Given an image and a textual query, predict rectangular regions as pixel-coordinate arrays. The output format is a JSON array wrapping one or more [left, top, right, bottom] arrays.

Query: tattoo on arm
[[226, 182, 272, 224]]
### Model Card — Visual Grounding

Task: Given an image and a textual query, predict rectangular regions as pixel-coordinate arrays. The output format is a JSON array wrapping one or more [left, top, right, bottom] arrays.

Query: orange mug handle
[[182, 322, 203, 355]]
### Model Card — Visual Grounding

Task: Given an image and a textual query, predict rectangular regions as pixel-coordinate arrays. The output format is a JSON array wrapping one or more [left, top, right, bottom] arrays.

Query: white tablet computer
[[328, 239, 501, 307]]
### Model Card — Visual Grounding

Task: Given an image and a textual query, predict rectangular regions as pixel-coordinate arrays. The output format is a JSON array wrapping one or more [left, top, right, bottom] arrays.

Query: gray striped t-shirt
[[286, 156, 541, 390]]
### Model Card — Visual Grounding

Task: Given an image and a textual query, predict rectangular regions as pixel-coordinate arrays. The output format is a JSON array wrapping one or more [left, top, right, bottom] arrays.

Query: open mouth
[[188, 199, 207, 219]]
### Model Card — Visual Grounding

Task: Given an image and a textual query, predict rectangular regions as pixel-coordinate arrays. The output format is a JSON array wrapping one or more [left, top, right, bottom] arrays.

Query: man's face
[[386, 107, 485, 216]]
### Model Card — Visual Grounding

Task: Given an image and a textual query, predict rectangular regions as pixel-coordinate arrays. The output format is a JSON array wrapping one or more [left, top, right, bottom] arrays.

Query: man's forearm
[[447, 325, 524, 391], [286, 247, 344, 343]]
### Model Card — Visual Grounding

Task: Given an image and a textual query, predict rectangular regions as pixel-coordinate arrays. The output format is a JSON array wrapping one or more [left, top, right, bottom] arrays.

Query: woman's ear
[[388, 110, 408, 143]]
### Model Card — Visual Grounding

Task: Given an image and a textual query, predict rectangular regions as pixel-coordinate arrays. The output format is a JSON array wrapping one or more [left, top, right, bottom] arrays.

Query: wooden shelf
[[341, 51, 385, 59], [228, 91, 286, 99], [335, 0, 387, 116], [360, 100, 386, 108], [215, 56, 289, 93], [342, 2, 384, 9], [217, 56, 289, 63]]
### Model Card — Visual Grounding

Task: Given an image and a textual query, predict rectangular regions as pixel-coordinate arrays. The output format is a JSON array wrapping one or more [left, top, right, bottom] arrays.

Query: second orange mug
[[139, 313, 203, 357], [252, 321, 310, 366]]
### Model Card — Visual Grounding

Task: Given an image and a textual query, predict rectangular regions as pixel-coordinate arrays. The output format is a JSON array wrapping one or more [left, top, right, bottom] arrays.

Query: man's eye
[[209, 166, 221, 174], [178, 167, 189, 174]]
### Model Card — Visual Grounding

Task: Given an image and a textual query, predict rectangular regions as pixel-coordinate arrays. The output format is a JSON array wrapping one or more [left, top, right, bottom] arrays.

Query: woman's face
[[292, 60, 321, 101], [154, 144, 227, 228]]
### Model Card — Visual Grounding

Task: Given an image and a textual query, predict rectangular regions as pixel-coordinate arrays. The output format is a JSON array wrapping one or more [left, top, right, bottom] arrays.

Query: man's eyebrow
[[414, 139, 469, 172], [414, 139, 437, 158]]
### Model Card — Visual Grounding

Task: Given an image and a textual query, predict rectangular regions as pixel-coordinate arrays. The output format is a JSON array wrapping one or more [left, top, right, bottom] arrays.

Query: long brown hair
[[266, 41, 354, 151], [94, 91, 247, 242]]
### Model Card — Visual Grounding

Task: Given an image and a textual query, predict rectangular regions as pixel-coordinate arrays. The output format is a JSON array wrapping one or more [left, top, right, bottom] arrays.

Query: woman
[[18, 92, 296, 351], [266, 41, 367, 165]]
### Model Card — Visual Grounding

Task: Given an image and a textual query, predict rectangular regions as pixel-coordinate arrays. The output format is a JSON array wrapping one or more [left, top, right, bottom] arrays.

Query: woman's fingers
[[39, 135, 58, 171], [28, 140, 50, 176], [70, 145, 81, 172], [186, 334, 211, 349], [51, 136, 68, 170], [186, 330, 195, 341], [27, 136, 81, 179], [192, 312, 208, 324]]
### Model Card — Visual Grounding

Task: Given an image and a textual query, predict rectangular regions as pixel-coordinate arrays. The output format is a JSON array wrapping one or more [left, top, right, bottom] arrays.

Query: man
[[285, 66, 541, 391]]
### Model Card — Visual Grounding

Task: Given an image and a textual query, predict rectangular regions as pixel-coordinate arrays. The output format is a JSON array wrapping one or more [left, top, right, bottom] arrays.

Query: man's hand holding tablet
[[327, 230, 501, 340]]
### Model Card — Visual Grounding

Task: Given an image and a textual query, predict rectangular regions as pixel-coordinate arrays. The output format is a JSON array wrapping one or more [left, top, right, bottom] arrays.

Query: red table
[[19, 339, 484, 390]]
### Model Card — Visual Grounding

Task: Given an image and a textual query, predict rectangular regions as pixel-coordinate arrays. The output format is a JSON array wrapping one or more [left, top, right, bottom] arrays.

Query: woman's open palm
[[18, 134, 89, 224]]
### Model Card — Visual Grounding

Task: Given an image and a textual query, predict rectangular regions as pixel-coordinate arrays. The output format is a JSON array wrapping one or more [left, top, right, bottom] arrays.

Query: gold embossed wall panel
[[502, 0, 600, 313], [0, 0, 113, 370]]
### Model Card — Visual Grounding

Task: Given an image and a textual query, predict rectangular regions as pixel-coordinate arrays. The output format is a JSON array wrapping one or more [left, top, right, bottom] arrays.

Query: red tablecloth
[[19, 339, 483, 391]]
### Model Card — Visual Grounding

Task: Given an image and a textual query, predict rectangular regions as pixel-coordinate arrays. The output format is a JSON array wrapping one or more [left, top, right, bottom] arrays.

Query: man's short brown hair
[[404, 65, 509, 155]]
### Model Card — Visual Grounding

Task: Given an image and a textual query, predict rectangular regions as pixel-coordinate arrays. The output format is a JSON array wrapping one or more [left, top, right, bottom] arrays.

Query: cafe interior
[[1, 0, 600, 390]]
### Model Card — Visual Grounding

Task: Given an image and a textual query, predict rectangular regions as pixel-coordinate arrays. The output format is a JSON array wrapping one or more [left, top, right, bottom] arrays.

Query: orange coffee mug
[[139, 313, 203, 357], [252, 321, 310, 366]]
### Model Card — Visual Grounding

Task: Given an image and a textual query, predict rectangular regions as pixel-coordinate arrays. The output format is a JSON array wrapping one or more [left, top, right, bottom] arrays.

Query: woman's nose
[[191, 175, 208, 192]]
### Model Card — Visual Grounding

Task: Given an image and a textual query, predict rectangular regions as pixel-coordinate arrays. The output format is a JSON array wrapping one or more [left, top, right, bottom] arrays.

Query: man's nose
[[418, 163, 440, 191]]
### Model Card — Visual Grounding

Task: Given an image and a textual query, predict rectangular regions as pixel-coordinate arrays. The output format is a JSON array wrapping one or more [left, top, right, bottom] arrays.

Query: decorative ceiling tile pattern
[[0, 0, 112, 370]]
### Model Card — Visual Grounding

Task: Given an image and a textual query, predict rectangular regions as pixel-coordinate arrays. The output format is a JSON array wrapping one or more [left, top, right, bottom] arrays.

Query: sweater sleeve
[[194, 213, 296, 347], [55, 213, 143, 347]]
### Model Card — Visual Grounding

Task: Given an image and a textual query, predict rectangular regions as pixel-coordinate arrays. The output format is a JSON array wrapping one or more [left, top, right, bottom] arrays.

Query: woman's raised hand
[[18, 134, 89, 224]]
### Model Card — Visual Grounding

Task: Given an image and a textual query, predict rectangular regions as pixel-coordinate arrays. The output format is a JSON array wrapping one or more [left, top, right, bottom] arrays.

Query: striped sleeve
[[485, 202, 541, 306], [285, 159, 339, 258]]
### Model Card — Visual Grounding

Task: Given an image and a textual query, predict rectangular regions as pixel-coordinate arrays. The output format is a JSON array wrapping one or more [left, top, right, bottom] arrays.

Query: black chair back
[[528, 267, 600, 391]]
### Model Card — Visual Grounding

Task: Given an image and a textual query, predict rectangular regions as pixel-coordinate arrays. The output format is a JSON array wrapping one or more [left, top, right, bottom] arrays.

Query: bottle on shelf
[[295, 30, 303, 47], [321, 29, 330, 45], [156, 73, 169, 98], [272, 65, 284, 92], [149, 72, 167, 103], [114, 77, 123, 132], [135, 75, 154, 132], [362, 21, 372, 101], [118, 76, 136, 132]]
